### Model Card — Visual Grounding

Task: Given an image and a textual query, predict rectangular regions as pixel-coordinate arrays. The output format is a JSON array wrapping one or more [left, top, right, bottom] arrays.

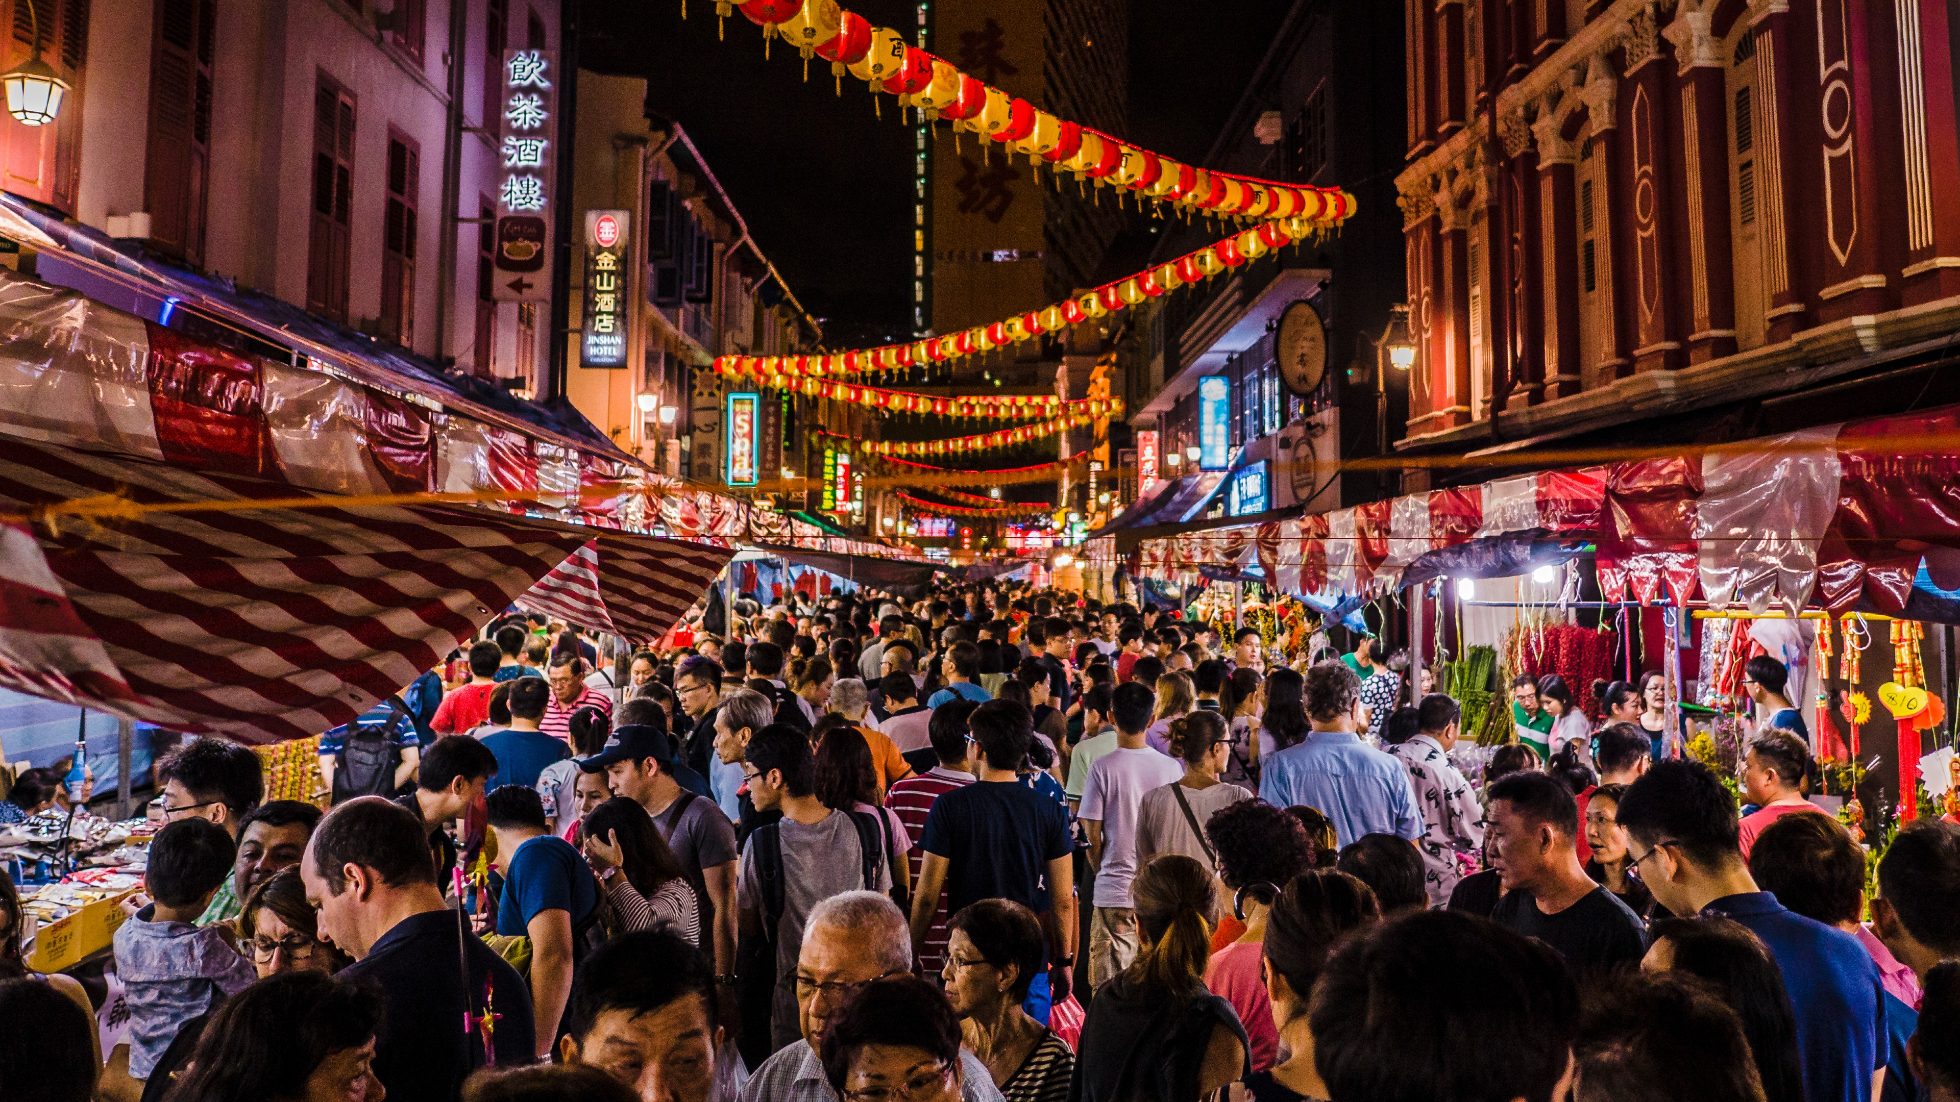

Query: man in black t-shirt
[[1487, 771, 1646, 972], [395, 736, 497, 889]]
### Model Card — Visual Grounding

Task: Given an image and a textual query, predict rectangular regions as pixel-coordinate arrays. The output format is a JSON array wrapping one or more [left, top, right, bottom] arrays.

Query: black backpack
[[735, 810, 886, 1068], [331, 696, 410, 802]]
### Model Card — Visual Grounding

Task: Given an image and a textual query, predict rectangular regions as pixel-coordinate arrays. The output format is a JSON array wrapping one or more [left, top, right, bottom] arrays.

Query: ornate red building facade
[[1396, 0, 1960, 454]]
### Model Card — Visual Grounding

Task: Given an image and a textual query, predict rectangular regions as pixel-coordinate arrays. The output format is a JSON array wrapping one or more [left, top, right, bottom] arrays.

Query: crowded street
[[2, 2, 1960, 1102]]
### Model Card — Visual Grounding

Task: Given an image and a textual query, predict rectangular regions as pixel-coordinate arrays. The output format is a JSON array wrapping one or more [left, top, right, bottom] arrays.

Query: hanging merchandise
[[715, 220, 1329, 380], [1881, 619, 1942, 821], [1840, 614, 1869, 759], [713, 358, 1121, 420]]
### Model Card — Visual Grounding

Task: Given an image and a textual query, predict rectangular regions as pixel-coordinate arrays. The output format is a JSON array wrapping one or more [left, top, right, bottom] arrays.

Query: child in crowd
[[108, 817, 256, 1094]]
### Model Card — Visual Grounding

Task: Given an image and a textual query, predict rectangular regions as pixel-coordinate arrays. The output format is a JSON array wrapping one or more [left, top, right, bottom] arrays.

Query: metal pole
[[116, 716, 133, 820]]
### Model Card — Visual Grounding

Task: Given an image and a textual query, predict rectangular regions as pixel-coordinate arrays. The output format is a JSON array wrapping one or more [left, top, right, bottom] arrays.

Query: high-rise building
[[918, 0, 1126, 343]]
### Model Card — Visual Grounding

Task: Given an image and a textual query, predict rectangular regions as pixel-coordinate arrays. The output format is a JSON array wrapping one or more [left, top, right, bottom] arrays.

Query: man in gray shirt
[[742, 892, 1004, 1102], [739, 725, 892, 1053]]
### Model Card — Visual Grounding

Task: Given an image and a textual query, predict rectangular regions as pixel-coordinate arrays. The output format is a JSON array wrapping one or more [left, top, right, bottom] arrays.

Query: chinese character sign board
[[1199, 375, 1231, 471], [582, 210, 629, 367], [1137, 431, 1160, 491], [1228, 461, 1270, 517], [725, 392, 760, 487], [493, 49, 557, 302], [821, 447, 838, 511]]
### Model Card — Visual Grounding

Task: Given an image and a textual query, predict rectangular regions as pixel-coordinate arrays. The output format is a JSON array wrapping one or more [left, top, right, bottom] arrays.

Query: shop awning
[[0, 433, 730, 745], [1129, 405, 1960, 619]]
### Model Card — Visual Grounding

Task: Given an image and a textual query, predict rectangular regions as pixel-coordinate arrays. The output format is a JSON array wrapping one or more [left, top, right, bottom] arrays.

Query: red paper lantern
[[992, 97, 1037, 143], [1132, 151, 1163, 190], [933, 398, 951, 415], [1086, 136, 1122, 179], [1168, 164, 1198, 200], [1021, 310, 1045, 335], [943, 74, 987, 120], [1258, 222, 1292, 249], [1212, 239, 1244, 267], [987, 321, 1009, 345], [1061, 298, 1086, 324], [815, 10, 872, 64], [1045, 120, 1083, 163], [1140, 271, 1164, 297], [1095, 285, 1122, 311], [882, 46, 933, 94], [741, 0, 802, 24]]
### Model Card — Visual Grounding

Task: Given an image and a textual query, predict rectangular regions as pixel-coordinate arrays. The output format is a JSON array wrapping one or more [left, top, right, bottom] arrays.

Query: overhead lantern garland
[[847, 410, 1106, 457], [815, 437, 1102, 484], [713, 358, 1118, 421], [896, 491, 1053, 519], [713, 219, 1316, 380], [696, 0, 1356, 229]]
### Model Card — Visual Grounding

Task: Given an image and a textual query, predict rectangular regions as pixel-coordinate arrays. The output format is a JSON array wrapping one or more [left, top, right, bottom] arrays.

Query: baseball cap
[[577, 723, 678, 773]]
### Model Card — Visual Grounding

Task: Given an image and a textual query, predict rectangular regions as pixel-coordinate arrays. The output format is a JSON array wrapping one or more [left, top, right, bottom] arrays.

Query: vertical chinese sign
[[1136, 430, 1160, 493], [725, 392, 760, 487], [493, 49, 557, 302], [581, 210, 629, 367], [1199, 375, 1231, 471]]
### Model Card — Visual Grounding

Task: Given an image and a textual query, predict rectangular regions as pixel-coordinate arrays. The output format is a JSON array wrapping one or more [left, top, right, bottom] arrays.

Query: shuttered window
[[482, 0, 506, 128], [307, 73, 355, 323], [380, 129, 419, 346], [144, 0, 212, 263], [475, 197, 496, 375], [392, 0, 424, 62]]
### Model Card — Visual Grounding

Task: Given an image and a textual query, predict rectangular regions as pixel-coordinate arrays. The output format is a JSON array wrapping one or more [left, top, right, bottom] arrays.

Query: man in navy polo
[[1618, 760, 1885, 1102]]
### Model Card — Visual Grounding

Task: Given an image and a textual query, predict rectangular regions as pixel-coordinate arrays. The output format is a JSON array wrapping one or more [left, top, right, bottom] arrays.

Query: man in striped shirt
[[885, 698, 979, 977], [543, 655, 612, 744]]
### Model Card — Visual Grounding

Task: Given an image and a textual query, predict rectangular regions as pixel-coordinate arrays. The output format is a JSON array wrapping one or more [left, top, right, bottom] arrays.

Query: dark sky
[[583, 1, 1295, 346]]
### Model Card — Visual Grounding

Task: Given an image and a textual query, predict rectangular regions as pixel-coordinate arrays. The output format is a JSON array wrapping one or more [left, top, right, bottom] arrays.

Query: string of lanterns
[[895, 491, 1052, 519], [714, 359, 1116, 420], [699, 0, 1356, 230], [814, 437, 1103, 484], [858, 410, 1106, 457], [931, 485, 1053, 509], [715, 219, 1319, 381]]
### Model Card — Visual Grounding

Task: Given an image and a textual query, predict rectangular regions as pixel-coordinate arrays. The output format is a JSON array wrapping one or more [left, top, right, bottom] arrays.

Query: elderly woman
[[821, 975, 968, 1102], [942, 900, 1073, 1101]]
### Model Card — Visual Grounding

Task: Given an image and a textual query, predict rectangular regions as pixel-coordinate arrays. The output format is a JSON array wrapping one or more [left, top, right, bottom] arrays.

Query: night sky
[[583, 1, 1295, 346]]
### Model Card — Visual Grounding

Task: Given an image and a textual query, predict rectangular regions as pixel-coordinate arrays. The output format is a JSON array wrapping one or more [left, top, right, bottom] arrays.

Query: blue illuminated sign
[[1228, 460, 1270, 517], [1198, 374, 1231, 471]]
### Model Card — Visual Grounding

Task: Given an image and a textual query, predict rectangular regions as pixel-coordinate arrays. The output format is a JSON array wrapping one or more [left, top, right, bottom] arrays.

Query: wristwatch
[[714, 973, 740, 988]]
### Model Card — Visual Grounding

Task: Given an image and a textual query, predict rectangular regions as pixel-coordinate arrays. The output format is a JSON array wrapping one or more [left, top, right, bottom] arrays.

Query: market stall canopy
[[1126, 404, 1960, 619], [0, 433, 729, 745], [747, 543, 951, 592]]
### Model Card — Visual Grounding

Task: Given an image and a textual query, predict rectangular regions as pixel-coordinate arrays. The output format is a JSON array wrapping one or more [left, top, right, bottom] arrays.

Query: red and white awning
[[1121, 406, 1960, 616]]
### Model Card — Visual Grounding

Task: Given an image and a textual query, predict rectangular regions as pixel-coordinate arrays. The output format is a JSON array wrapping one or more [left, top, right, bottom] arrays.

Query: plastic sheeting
[[1695, 427, 1841, 615]]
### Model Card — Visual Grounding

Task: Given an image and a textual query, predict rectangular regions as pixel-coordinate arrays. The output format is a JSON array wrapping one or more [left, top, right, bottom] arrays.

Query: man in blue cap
[[580, 720, 740, 1022]]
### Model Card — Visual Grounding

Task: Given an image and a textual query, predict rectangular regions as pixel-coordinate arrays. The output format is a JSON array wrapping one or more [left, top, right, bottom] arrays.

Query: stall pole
[[116, 716, 133, 819]]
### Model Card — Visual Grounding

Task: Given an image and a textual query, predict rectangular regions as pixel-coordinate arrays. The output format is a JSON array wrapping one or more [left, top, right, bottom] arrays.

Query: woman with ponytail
[[1069, 854, 1250, 1101], [1245, 870, 1382, 1101]]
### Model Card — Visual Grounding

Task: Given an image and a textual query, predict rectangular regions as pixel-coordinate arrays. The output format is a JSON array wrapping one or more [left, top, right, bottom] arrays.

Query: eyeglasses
[[945, 954, 992, 972], [1629, 840, 1680, 870], [842, 1061, 955, 1102], [795, 967, 904, 1004], [676, 681, 712, 697], [161, 798, 220, 817], [741, 770, 763, 786], [246, 935, 319, 962]]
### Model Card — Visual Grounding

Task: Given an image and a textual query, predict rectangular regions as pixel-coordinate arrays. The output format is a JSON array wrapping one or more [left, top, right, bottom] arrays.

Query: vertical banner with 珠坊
[[493, 49, 557, 302]]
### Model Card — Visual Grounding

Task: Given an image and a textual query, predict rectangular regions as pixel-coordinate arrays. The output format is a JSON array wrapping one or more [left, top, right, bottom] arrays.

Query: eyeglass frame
[[1628, 839, 1681, 871], [840, 1058, 957, 1102], [794, 966, 907, 1005], [245, 934, 322, 962]]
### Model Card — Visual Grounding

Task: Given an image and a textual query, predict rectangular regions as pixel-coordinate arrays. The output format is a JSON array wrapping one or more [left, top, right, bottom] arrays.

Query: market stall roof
[[1125, 405, 1960, 621], [0, 432, 730, 745], [747, 543, 951, 591]]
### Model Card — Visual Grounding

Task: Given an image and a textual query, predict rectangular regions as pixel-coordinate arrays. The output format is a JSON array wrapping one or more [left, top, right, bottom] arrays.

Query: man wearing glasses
[[154, 737, 265, 927], [675, 655, 726, 780], [742, 891, 1004, 1102]]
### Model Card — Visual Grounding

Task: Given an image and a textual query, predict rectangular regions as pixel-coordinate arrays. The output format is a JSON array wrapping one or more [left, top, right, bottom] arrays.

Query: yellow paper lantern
[[1111, 147, 1144, 188], [1118, 279, 1146, 306], [1039, 305, 1065, 331], [1065, 130, 1104, 176], [1237, 228, 1269, 259], [1077, 291, 1107, 318], [1241, 184, 1272, 219], [1195, 249, 1225, 278], [777, 0, 842, 56], [846, 26, 906, 84], [1146, 158, 1181, 198], [975, 86, 1014, 137], [1013, 111, 1062, 158], [1004, 317, 1029, 342], [1153, 261, 1182, 292], [915, 59, 963, 113]]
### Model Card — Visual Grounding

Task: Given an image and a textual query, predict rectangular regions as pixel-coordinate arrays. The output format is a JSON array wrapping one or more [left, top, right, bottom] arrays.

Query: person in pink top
[[1201, 800, 1318, 1073], [1737, 730, 1822, 859]]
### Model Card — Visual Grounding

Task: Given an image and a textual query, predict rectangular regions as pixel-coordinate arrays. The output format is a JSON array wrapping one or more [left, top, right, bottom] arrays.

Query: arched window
[[1726, 24, 1766, 350]]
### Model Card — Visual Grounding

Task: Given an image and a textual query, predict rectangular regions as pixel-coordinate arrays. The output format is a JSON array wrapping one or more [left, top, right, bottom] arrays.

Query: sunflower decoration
[[1847, 691, 1872, 726]]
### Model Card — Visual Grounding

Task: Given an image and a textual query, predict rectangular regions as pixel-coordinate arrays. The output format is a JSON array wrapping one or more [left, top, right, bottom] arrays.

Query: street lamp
[[635, 393, 658, 415], [656, 405, 678, 425], [1185, 445, 1202, 462], [988, 486, 1001, 499], [2, 2, 66, 127], [1375, 303, 1416, 479]]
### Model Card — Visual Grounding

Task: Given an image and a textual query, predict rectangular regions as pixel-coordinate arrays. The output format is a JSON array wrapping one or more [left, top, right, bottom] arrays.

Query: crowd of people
[[4, 582, 1960, 1102]]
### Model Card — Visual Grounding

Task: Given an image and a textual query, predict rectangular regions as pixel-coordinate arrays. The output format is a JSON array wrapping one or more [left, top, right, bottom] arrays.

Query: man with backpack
[[318, 693, 423, 804], [737, 724, 890, 1061]]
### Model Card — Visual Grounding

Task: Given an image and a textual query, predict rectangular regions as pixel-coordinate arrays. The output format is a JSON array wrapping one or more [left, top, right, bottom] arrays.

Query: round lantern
[[943, 73, 987, 121], [992, 98, 1036, 143], [814, 10, 872, 67], [1021, 310, 1045, 335], [1257, 222, 1292, 250], [1152, 262, 1182, 293], [986, 321, 1010, 345], [1241, 184, 1272, 219], [1086, 137, 1122, 179], [968, 85, 1012, 135], [740, 0, 803, 25], [1146, 158, 1180, 197], [1061, 298, 1086, 324], [846, 26, 906, 83], [1043, 120, 1083, 163], [1236, 229, 1269, 259], [1119, 278, 1148, 306], [882, 46, 933, 95], [1132, 151, 1163, 191], [1077, 291, 1106, 318], [1065, 130, 1103, 176], [915, 59, 963, 113], [777, 0, 841, 55], [1212, 238, 1244, 267], [1176, 255, 1204, 284], [933, 398, 951, 415], [1039, 305, 1065, 331]]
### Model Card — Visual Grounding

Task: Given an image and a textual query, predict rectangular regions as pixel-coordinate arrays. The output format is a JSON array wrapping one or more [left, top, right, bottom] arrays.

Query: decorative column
[[1499, 111, 1546, 404], [1663, 4, 1738, 362], [1584, 55, 1635, 386], [1438, 0, 1469, 136], [1621, 3, 1687, 373], [1533, 103, 1582, 398], [1433, 181, 1476, 427], [1400, 188, 1441, 433], [1747, 0, 1808, 341], [1892, 0, 1960, 304], [1808, 0, 1900, 320]]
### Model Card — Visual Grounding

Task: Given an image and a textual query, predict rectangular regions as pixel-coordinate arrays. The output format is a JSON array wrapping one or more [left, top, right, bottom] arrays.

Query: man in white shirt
[[1384, 693, 1486, 906], [1078, 685, 1184, 987]]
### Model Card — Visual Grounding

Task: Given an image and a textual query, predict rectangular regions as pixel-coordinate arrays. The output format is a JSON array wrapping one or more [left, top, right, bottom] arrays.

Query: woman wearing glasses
[[820, 974, 967, 1102], [941, 900, 1072, 1102], [239, 870, 347, 978]]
